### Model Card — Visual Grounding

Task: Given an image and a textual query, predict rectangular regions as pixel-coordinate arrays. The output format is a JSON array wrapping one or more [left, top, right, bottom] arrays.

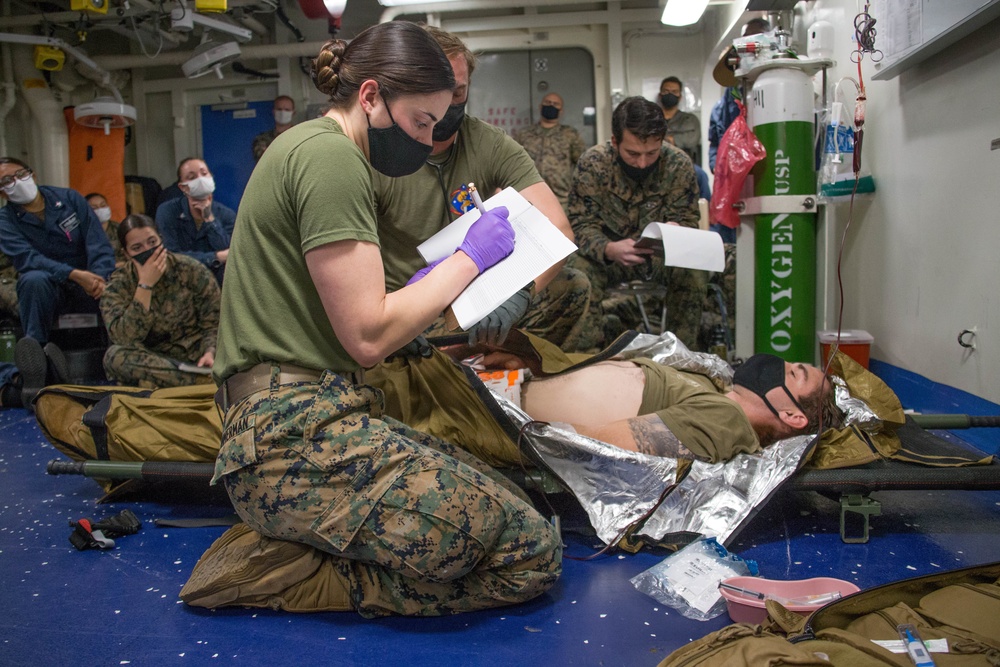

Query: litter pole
[[47, 459, 216, 482]]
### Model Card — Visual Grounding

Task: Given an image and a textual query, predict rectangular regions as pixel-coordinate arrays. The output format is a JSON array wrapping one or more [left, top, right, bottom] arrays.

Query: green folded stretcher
[[46, 414, 1000, 544]]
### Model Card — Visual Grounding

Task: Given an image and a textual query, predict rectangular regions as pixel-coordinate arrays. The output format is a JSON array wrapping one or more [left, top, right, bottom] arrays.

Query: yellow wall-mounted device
[[33, 45, 65, 71], [70, 0, 110, 14], [195, 0, 227, 12]]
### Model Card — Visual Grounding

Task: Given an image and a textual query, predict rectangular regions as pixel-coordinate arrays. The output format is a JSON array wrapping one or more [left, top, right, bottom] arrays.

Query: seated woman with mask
[[100, 214, 221, 388], [85, 192, 127, 266], [155, 158, 236, 285]]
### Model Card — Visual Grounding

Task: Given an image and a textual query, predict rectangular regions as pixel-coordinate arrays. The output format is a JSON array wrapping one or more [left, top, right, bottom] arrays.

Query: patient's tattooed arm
[[574, 414, 698, 459], [628, 414, 696, 459]]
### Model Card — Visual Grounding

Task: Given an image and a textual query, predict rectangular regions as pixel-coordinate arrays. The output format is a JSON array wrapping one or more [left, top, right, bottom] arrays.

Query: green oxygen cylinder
[[749, 67, 817, 361]]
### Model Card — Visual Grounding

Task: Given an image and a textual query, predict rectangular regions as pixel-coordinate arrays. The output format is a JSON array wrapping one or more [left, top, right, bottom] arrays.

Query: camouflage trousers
[[0, 275, 18, 325], [423, 265, 592, 352], [103, 344, 215, 389], [213, 367, 562, 617], [568, 254, 707, 351]]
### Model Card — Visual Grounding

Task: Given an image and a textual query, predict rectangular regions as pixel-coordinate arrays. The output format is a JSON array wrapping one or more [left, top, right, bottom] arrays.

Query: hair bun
[[312, 39, 348, 96]]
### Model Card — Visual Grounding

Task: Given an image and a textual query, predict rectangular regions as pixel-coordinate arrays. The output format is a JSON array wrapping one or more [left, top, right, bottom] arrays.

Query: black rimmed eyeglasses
[[0, 169, 32, 190]]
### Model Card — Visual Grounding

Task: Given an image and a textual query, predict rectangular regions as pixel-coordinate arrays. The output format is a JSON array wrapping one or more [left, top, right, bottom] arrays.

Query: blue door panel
[[200, 100, 273, 213]]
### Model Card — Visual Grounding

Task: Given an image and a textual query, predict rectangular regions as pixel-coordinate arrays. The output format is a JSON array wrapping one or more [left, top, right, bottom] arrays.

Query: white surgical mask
[[184, 175, 215, 200], [2, 176, 39, 205], [94, 206, 112, 223], [274, 109, 294, 125]]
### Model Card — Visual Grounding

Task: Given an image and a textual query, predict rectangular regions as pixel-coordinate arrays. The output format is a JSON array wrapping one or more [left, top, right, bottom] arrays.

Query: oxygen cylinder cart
[[733, 54, 832, 363]]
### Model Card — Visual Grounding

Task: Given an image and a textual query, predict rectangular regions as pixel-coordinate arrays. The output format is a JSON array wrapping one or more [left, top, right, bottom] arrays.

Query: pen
[[469, 182, 487, 216]]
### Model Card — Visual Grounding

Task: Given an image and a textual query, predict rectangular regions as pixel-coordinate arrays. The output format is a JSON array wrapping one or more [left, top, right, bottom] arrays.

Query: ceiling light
[[74, 97, 137, 135], [660, 0, 710, 26], [182, 40, 242, 79], [323, 0, 347, 17]]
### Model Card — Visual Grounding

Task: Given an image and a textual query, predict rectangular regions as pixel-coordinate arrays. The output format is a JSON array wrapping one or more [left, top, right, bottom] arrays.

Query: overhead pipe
[[0, 51, 15, 156], [441, 6, 659, 34], [91, 39, 329, 70], [0, 32, 125, 102], [0, 6, 148, 28], [9, 44, 69, 186], [0, 4, 13, 156], [378, 0, 618, 23], [0, 0, 264, 28]]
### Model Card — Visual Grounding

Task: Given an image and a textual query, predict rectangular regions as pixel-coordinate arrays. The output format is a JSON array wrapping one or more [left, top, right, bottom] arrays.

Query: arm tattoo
[[629, 414, 697, 459]]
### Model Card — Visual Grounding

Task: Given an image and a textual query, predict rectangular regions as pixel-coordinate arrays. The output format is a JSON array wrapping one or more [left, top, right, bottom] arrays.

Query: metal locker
[[469, 47, 596, 147]]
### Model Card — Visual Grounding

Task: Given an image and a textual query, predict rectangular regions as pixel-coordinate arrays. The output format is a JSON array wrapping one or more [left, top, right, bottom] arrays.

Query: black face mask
[[732, 353, 805, 418], [432, 101, 467, 142], [660, 92, 680, 109], [131, 245, 159, 266], [540, 104, 560, 120], [616, 153, 660, 183], [367, 99, 433, 178]]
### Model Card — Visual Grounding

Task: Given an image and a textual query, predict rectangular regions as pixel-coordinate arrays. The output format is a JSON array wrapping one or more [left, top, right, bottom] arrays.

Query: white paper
[[637, 223, 725, 272], [416, 187, 578, 330], [872, 639, 949, 654], [667, 550, 738, 615], [874, 0, 921, 60]]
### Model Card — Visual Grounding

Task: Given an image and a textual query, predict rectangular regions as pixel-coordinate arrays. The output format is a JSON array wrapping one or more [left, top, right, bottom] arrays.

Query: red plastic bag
[[710, 101, 766, 229]]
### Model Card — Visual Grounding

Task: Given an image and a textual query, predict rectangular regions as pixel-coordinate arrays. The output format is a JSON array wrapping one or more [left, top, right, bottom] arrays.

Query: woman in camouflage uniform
[[100, 214, 220, 388], [180, 22, 561, 618]]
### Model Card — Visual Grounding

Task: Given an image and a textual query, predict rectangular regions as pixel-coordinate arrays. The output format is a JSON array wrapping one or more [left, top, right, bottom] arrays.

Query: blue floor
[[1, 361, 998, 666]]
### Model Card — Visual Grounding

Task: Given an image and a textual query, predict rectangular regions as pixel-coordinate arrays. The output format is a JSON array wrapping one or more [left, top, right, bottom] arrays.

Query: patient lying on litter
[[503, 351, 837, 464]]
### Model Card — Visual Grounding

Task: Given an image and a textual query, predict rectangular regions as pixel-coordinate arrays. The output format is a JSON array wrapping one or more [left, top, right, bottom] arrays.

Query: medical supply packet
[[630, 537, 758, 620]]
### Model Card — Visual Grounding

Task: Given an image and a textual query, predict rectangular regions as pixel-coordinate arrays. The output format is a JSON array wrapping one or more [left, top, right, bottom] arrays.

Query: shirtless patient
[[513, 353, 835, 463]]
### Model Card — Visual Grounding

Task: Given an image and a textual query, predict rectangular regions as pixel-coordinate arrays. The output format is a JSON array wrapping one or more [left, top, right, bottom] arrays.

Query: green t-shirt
[[214, 117, 379, 383], [374, 115, 542, 291], [633, 358, 759, 463]]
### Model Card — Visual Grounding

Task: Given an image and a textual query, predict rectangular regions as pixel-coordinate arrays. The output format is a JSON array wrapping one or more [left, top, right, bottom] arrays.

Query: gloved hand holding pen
[[457, 205, 515, 274], [405, 204, 515, 286]]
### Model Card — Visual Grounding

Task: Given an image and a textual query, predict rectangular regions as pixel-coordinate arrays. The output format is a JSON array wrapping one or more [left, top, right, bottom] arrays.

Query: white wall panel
[[808, 0, 1000, 401]]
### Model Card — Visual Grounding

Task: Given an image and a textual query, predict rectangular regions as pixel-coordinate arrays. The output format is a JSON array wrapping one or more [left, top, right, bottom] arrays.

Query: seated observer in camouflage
[[100, 214, 220, 389], [512, 92, 586, 213], [566, 96, 706, 351]]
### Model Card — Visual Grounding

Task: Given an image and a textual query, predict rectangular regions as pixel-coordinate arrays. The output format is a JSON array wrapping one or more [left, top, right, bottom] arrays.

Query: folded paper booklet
[[634, 223, 726, 272], [417, 187, 578, 331]]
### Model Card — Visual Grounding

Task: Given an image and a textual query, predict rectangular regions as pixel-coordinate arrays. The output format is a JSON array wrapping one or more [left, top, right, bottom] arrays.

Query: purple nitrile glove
[[456, 205, 515, 274], [406, 259, 443, 286]]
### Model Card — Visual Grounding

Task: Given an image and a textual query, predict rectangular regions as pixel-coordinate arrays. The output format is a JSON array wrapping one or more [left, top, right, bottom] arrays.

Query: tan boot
[[180, 523, 353, 612]]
